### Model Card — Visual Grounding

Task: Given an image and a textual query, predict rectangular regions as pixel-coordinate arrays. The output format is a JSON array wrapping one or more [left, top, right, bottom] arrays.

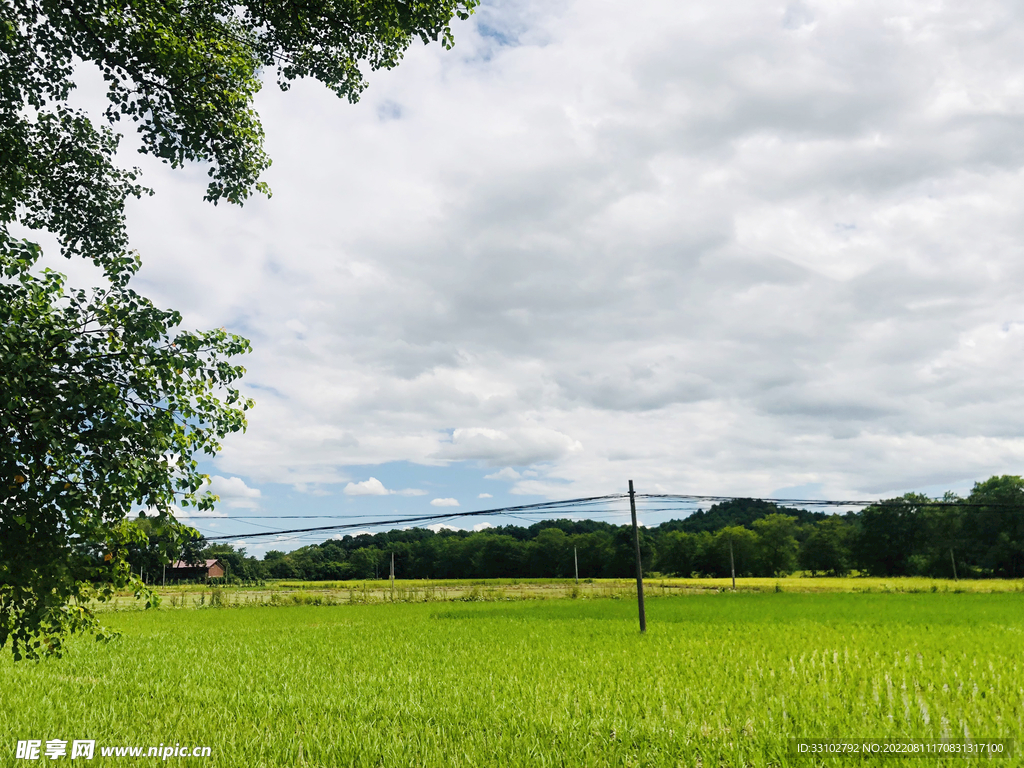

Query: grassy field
[[2, 590, 1021, 766], [98, 575, 1024, 611]]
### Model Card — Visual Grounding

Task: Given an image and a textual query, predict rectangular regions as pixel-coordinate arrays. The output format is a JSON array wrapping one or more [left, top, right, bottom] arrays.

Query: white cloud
[[478, 492, 493, 498], [430, 498, 460, 507], [343, 477, 390, 496], [510, 479, 576, 497], [202, 476, 262, 510], [427, 522, 462, 532], [472, 522, 494, 531], [143, 504, 230, 520], [484, 467, 521, 481], [344, 477, 426, 496], [73, 0, 1024, 503], [173, 509, 228, 519], [335, 530, 373, 539], [148, 497, 228, 523], [436, 428, 582, 466]]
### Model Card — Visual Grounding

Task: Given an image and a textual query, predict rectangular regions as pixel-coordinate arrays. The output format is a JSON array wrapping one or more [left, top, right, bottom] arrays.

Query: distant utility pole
[[950, 548, 958, 582], [729, 537, 736, 591], [390, 552, 395, 598], [629, 480, 646, 633], [574, 546, 579, 584]]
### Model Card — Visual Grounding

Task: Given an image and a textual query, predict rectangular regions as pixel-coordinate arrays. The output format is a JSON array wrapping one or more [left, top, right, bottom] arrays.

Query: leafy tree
[[3, 0, 479, 210], [125, 512, 188, 582], [202, 543, 265, 581], [674, 499, 825, 533], [472, 534, 525, 578], [529, 527, 571, 578], [570, 531, 613, 580], [752, 514, 799, 576], [903, 493, 962, 578], [853, 494, 927, 576], [658, 531, 700, 577], [690, 531, 716, 576], [961, 476, 1024, 578], [429, 532, 473, 579], [710, 526, 759, 578], [1, 0, 477, 658], [349, 547, 386, 580], [608, 526, 655, 578], [1, 243, 249, 658], [799, 516, 852, 576], [672, 499, 781, 533], [262, 550, 300, 579]]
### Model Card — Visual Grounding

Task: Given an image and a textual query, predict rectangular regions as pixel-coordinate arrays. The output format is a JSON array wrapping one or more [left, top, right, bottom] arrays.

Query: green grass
[[104, 576, 1024, 612], [2, 593, 1021, 766]]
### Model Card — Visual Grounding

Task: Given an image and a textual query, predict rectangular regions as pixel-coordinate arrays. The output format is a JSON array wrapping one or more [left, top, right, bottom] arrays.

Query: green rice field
[[95, 575, 1024, 611], [2, 591, 1022, 766]]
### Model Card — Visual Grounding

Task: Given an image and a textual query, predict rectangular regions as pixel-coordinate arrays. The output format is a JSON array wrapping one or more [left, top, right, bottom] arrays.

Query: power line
[[199, 491, 1022, 542], [640, 494, 1020, 509], [202, 494, 627, 541], [641, 494, 880, 507]]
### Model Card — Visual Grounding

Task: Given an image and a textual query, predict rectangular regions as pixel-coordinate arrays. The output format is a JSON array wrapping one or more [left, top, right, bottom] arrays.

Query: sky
[[42, 0, 1024, 553]]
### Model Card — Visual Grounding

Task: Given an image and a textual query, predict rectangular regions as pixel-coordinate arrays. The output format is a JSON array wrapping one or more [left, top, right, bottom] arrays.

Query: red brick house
[[166, 559, 226, 581]]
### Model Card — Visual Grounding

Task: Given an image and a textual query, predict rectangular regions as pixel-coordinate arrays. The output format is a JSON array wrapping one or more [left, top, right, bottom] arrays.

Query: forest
[[133, 475, 1024, 583]]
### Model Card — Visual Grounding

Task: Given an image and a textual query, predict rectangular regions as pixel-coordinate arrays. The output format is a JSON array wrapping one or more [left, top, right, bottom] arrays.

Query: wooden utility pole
[[390, 552, 395, 599], [729, 537, 736, 591], [574, 546, 579, 584], [629, 480, 646, 633], [950, 548, 958, 581]]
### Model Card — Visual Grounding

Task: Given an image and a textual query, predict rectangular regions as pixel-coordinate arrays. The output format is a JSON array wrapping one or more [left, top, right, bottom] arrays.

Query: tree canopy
[[190, 479, 1024, 584], [4, 0, 478, 214], [1, 0, 478, 658], [0, 236, 252, 658]]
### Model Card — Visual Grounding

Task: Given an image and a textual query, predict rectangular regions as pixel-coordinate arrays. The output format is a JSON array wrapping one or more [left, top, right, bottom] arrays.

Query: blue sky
[[182, 463, 984, 556], [41, 0, 1024, 554], [185, 460, 644, 554]]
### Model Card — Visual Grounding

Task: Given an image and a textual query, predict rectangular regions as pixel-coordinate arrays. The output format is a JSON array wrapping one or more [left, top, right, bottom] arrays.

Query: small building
[[166, 559, 226, 581]]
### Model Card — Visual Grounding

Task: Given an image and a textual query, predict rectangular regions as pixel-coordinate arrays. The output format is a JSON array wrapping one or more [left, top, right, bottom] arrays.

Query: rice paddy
[[97, 575, 1024, 611], [2, 590, 1021, 766]]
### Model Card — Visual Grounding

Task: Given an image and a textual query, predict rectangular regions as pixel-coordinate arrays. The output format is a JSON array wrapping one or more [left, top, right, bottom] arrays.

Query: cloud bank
[[204, 476, 262, 510], [101, 0, 1024, 501], [343, 477, 427, 496]]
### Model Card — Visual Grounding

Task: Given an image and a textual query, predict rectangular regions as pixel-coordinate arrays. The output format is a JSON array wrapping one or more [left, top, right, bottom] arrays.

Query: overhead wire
[[202, 494, 627, 541], [199, 491, 1019, 542]]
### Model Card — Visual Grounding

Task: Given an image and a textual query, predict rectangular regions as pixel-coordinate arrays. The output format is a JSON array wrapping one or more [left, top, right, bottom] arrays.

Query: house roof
[[169, 559, 223, 569]]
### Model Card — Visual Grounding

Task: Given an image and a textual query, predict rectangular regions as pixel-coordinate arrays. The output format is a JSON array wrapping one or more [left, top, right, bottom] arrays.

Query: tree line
[[137, 475, 1024, 583]]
